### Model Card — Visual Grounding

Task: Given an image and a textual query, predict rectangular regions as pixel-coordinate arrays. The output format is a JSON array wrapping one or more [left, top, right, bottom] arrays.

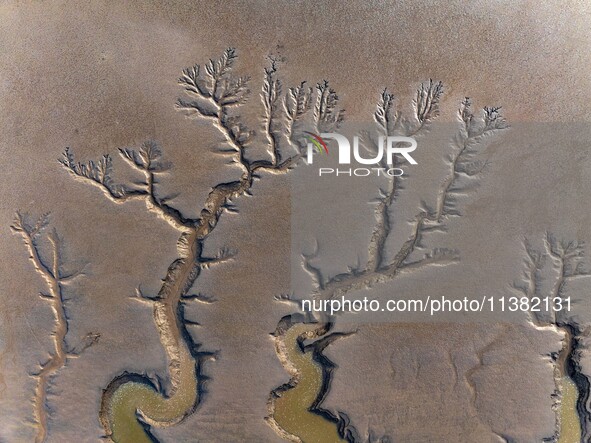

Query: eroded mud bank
[[268, 316, 355, 443]]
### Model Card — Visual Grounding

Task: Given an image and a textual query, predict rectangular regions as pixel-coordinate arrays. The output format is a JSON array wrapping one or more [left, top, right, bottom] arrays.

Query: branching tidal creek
[[56, 46, 512, 442]]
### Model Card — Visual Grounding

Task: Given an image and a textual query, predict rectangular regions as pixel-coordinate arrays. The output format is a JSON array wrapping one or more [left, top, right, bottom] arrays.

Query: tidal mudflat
[[1, 2, 591, 442]]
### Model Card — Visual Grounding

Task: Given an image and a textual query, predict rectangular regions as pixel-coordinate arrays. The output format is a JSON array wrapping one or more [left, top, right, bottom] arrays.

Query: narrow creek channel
[[269, 322, 349, 443], [100, 298, 199, 443], [557, 325, 582, 443]]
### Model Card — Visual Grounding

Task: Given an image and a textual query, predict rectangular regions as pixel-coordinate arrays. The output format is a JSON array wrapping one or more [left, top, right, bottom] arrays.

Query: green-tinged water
[[109, 382, 157, 443], [271, 323, 347, 443], [107, 351, 197, 442], [104, 297, 199, 443], [558, 376, 581, 443]]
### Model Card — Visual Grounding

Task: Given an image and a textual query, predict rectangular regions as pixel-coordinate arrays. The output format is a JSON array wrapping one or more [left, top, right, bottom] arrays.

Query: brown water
[[107, 353, 197, 442], [104, 301, 198, 442], [270, 323, 347, 443], [556, 327, 581, 443], [557, 376, 581, 443]]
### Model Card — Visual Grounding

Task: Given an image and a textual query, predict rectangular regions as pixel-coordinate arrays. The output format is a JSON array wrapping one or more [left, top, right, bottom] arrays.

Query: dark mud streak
[[517, 236, 590, 441], [547, 237, 590, 441], [271, 315, 357, 442], [559, 323, 591, 441], [308, 332, 358, 442]]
